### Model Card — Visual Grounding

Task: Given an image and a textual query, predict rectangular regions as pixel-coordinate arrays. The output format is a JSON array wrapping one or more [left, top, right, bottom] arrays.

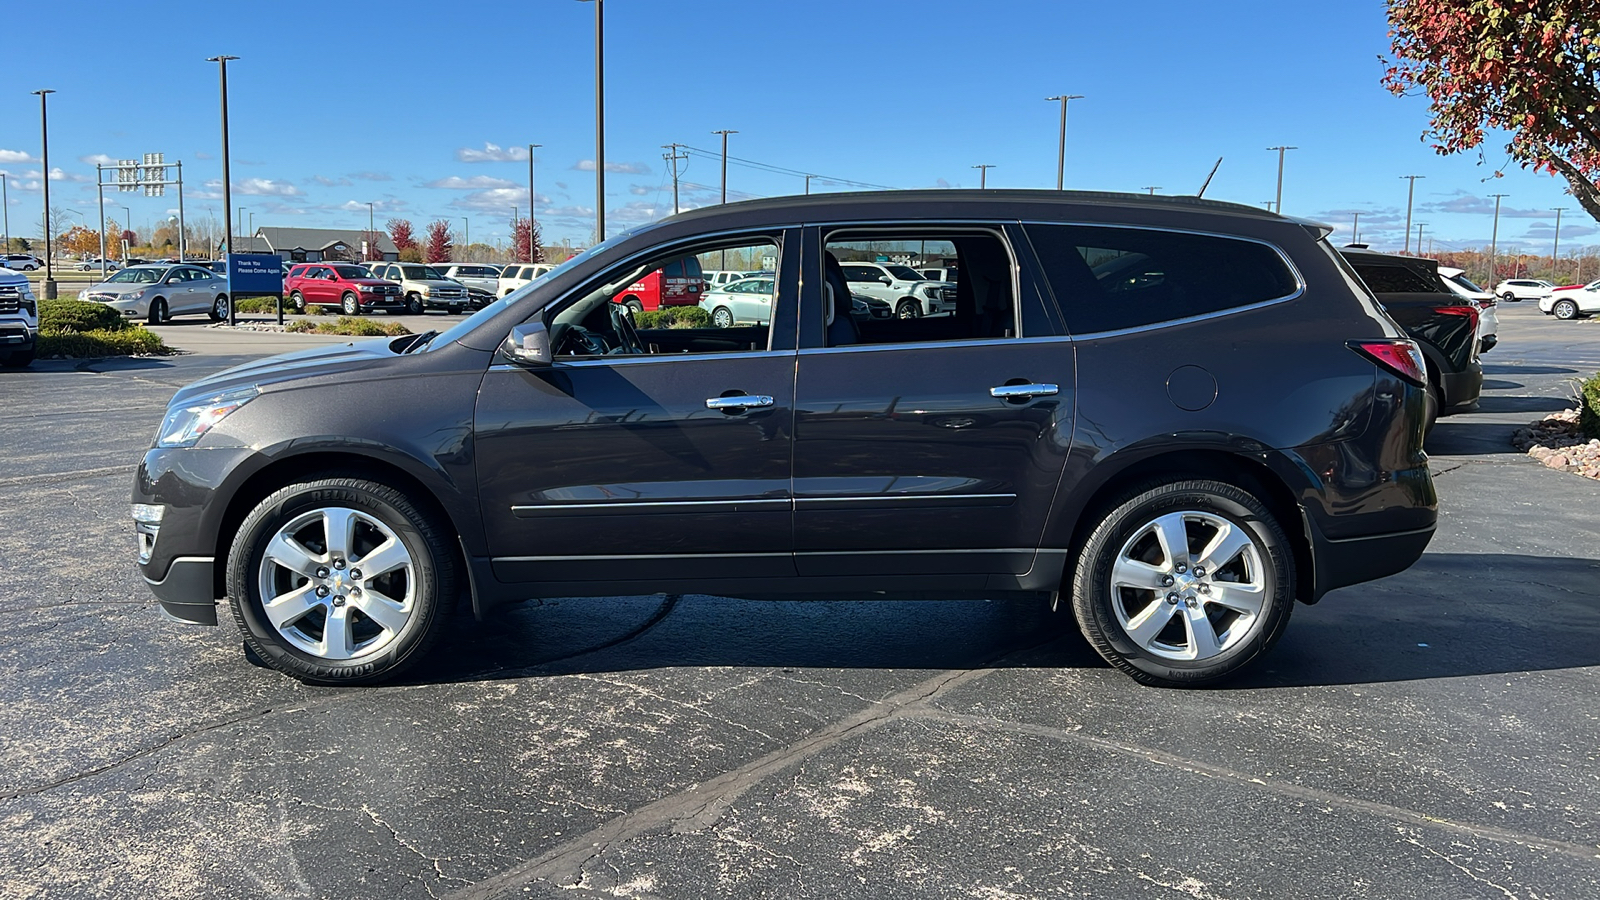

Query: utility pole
[[527, 143, 541, 229], [32, 89, 56, 299], [661, 143, 687, 214], [236, 207, 246, 248], [207, 54, 238, 323], [972, 164, 995, 189], [1045, 94, 1083, 190], [1143, 186, 1161, 195], [1551, 207, 1567, 279], [1, 173, 9, 255], [1267, 145, 1297, 215], [1352, 212, 1360, 245], [1400, 175, 1424, 253], [460, 216, 470, 262], [1262, 201, 1275, 212], [712, 129, 737, 204], [1415, 222, 1427, 255], [805, 174, 815, 195], [1488, 193, 1510, 285]]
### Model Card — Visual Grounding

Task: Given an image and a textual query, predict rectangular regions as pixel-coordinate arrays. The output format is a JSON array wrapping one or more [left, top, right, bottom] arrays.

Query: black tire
[[209, 294, 230, 321], [147, 298, 168, 325], [1553, 299, 1579, 320], [290, 291, 307, 313], [1070, 479, 1295, 687], [226, 476, 457, 685], [895, 298, 921, 319], [405, 293, 424, 315], [1423, 377, 1442, 436], [342, 292, 361, 316], [623, 297, 644, 317], [0, 347, 35, 368], [1500, 292, 1517, 303], [711, 306, 734, 328]]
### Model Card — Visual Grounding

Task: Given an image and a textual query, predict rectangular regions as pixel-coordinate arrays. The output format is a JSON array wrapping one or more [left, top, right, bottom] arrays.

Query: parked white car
[[1542, 281, 1600, 319], [2, 254, 43, 271], [1493, 278, 1553, 302], [498, 262, 554, 296], [698, 274, 775, 327], [701, 270, 753, 289], [918, 266, 960, 284], [76, 257, 121, 272], [1438, 266, 1499, 353], [837, 261, 955, 318], [79, 264, 231, 324], [0, 267, 38, 368]]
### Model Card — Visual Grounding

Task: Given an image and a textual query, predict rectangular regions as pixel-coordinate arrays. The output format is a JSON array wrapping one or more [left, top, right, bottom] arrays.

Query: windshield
[[886, 265, 923, 282], [400, 265, 446, 280], [332, 265, 368, 279], [107, 268, 163, 284]]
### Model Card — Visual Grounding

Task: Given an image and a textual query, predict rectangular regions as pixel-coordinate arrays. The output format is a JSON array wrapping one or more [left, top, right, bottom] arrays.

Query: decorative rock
[[1514, 406, 1600, 480]]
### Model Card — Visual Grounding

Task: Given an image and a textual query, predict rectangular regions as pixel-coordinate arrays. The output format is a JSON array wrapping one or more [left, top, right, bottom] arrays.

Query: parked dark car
[[134, 190, 1436, 687], [1339, 248, 1483, 430]]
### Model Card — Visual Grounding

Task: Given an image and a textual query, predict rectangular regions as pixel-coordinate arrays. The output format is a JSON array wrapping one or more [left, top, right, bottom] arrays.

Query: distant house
[[247, 227, 399, 263]]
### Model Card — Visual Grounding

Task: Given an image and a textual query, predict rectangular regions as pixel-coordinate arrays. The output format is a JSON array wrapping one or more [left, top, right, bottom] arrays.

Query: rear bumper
[[1308, 518, 1434, 601], [144, 556, 219, 625], [1440, 361, 1483, 410]]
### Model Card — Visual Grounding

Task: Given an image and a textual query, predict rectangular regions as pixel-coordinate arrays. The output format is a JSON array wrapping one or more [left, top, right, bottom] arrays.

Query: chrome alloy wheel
[[256, 506, 415, 660], [1108, 510, 1267, 662]]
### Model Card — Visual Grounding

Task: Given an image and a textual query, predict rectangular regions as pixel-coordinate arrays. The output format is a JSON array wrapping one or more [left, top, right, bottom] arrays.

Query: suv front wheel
[[226, 476, 457, 684], [1071, 479, 1294, 687]]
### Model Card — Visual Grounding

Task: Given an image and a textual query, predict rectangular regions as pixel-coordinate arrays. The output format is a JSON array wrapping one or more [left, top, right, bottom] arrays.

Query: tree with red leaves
[[424, 219, 453, 264], [1385, 0, 1600, 221], [387, 218, 418, 256], [512, 217, 545, 263]]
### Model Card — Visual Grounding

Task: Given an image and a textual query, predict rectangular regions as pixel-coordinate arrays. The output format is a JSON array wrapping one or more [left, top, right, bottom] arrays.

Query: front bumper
[[0, 322, 36, 348], [145, 557, 219, 625]]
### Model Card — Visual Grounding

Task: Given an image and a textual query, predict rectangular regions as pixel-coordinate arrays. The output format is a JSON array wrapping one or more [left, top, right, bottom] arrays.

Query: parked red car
[[285, 263, 404, 315], [613, 257, 705, 314]]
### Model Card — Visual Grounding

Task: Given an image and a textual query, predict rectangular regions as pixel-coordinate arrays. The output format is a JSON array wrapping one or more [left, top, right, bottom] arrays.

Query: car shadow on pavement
[[1481, 364, 1578, 376]]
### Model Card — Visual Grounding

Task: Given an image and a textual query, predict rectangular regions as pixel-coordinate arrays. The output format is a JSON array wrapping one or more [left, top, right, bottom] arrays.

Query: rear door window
[[1350, 264, 1442, 294], [1026, 224, 1300, 334]]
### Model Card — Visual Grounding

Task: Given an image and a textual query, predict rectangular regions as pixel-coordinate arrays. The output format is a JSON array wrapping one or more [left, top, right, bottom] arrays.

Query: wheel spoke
[[264, 532, 323, 579], [1208, 580, 1265, 616], [322, 606, 354, 658], [355, 538, 408, 580], [1112, 556, 1169, 591], [322, 508, 356, 560], [1150, 513, 1192, 569], [1197, 522, 1251, 573], [1124, 600, 1179, 649], [1183, 604, 1222, 658], [352, 591, 409, 634], [263, 584, 320, 630]]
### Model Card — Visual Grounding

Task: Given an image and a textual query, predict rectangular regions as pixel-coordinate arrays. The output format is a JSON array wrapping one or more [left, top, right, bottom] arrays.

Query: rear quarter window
[[1025, 224, 1300, 334], [1349, 263, 1442, 294]]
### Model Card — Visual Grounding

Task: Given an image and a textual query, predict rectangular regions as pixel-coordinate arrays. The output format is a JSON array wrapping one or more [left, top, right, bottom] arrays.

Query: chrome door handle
[[990, 383, 1059, 399], [705, 394, 775, 410]]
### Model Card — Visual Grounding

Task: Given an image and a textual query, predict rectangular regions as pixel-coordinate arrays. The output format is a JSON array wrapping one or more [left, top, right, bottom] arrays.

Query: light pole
[[1352, 212, 1360, 245], [1488, 193, 1510, 285], [527, 143, 541, 227], [236, 207, 246, 249], [32, 89, 56, 298], [1266, 146, 1297, 215], [1400, 174, 1424, 253], [712, 129, 737, 204], [460, 216, 470, 261], [973, 164, 995, 189], [577, 0, 604, 242], [1045, 94, 1083, 190], [1143, 186, 1161, 195], [207, 54, 238, 324], [1415, 222, 1427, 255], [805, 174, 815, 195], [1551, 207, 1567, 278]]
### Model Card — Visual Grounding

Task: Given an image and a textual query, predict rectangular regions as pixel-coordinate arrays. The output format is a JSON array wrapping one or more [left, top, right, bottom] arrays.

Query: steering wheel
[[608, 301, 647, 355], [556, 324, 609, 356]]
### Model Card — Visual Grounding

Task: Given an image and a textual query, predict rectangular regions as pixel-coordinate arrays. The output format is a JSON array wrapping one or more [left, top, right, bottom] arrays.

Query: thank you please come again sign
[[228, 254, 283, 296]]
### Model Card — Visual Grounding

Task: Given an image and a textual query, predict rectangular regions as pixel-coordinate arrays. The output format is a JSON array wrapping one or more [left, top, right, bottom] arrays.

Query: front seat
[[823, 252, 859, 347]]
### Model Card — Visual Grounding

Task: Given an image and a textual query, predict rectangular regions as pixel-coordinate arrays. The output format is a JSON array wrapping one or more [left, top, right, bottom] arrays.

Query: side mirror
[[502, 320, 552, 367], [878, 275, 893, 285]]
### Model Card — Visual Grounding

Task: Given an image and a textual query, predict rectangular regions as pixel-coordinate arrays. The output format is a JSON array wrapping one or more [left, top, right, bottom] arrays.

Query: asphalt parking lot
[[1, 303, 1598, 899]]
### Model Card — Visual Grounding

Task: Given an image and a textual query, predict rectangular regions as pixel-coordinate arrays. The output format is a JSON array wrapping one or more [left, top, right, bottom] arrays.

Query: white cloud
[[629, 185, 652, 196], [79, 154, 117, 166], [573, 160, 651, 175], [425, 175, 518, 190], [308, 175, 353, 187], [0, 150, 36, 164], [351, 171, 393, 182], [233, 178, 303, 197], [456, 142, 528, 163], [49, 168, 88, 183], [450, 188, 551, 213]]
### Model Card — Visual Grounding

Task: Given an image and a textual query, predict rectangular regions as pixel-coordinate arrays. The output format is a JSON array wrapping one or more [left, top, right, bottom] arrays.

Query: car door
[[474, 227, 801, 587], [161, 268, 197, 314], [737, 277, 774, 324], [792, 224, 1074, 583]]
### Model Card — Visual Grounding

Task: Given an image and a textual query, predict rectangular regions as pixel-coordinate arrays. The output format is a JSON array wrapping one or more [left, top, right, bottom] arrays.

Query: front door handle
[[706, 394, 775, 410], [990, 383, 1059, 400]]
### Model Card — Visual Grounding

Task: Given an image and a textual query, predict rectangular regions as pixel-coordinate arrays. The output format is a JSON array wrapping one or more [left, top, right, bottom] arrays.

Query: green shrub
[[1580, 371, 1600, 440], [39, 299, 131, 333], [635, 306, 712, 329], [37, 328, 169, 358], [234, 296, 284, 313], [285, 317, 412, 337]]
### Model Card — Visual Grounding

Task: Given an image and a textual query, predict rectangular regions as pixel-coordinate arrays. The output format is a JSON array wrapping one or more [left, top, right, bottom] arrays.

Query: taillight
[[1433, 304, 1479, 324], [1349, 339, 1427, 386]]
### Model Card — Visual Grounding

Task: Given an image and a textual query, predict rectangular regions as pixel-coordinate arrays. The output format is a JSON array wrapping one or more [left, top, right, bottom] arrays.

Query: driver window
[[544, 236, 781, 358]]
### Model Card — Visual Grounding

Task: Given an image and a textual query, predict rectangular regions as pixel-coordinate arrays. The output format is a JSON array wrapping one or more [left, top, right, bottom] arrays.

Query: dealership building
[[241, 228, 399, 263]]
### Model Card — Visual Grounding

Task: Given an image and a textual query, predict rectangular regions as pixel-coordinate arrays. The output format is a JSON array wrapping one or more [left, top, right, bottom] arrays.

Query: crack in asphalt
[[0, 464, 133, 489]]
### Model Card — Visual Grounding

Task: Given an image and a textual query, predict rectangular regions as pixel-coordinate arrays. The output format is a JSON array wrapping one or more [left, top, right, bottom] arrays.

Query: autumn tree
[[424, 219, 453, 263], [512, 217, 546, 263], [60, 225, 102, 258], [387, 218, 418, 256], [1385, 0, 1600, 221]]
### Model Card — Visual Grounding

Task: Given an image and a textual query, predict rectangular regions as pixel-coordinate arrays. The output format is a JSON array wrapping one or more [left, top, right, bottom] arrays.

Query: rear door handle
[[990, 383, 1059, 399], [706, 395, 775, 410]]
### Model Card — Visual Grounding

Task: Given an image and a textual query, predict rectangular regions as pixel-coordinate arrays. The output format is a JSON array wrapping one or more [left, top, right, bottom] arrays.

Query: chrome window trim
[[487, 346, 795, 372], [794, 493, 1016, 504], [1017, 218, 1307, 340], [797, 335, 1072, 356]]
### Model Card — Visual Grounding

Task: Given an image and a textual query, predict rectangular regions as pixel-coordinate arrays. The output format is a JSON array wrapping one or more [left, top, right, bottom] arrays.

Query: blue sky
[[2, 0, 1593, 255]]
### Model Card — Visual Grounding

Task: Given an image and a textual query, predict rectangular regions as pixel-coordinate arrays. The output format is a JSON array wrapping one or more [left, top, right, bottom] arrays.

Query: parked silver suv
[[0, 268, 39, 368]]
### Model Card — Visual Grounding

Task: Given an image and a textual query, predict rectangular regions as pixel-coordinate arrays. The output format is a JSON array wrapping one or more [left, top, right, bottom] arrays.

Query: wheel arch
[[1053, 447, 1315, 605]]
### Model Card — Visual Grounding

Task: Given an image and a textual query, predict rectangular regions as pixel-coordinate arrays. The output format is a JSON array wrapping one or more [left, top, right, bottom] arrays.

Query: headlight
[[125, 289, 148, 301], [358, 284, 376, 292], [156, 386, 259, 448], [422, 287, 434, 297], [922, 286, 941, 298]]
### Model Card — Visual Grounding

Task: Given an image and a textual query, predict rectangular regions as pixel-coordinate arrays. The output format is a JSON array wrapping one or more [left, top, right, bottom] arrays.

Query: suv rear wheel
[[1071, 479, 1294, 687], [290, 290, 307, 312], [226, 476, 457, 684]]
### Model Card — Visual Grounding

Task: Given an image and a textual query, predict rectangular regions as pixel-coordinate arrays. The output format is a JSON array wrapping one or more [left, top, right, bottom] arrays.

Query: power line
[[677, 145, 899, 191]]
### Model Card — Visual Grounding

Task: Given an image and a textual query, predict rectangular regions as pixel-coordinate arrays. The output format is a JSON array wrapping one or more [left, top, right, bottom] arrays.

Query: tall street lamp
[[207, 54, 238, 324], [1045, 94, 1083, 190], [460, 216, 470, 261], [1351, 212, 1360, 245], [577, 0, 604, 242], [972, 164, 995, 189], [32, 89, 56, 298], [1551, 207, 1567, 277], [1, 172, 9, 254], [1488, 193, 1510, 284], [712, 129, 738, 204], [1266, 146, 1297, 215], [527, 143, 541, 227], [1400, 174, 1424, 253]]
